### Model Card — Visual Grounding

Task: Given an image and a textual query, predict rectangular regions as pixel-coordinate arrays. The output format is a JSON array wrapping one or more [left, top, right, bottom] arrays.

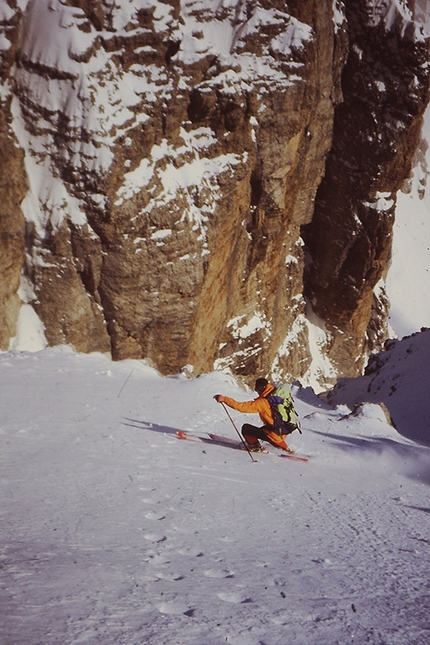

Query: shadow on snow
[[122, 418, 181, 436]]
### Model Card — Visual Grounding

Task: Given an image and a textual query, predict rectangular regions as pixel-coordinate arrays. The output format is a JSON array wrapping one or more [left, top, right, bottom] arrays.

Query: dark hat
[[255, 377, 268, 392]]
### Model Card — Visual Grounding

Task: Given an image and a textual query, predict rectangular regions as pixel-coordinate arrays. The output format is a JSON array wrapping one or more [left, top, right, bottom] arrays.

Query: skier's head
[[255, 377, 268, 395]]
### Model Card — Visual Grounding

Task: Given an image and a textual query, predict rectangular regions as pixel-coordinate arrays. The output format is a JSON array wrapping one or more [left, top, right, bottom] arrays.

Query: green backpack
[[267, 383, 301, 436]]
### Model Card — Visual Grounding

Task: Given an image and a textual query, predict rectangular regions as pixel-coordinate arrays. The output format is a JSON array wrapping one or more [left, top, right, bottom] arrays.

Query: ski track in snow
[[1, 349, 430, 645]]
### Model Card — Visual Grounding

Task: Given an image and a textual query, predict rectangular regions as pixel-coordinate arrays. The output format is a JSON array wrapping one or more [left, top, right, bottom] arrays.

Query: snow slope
[[329, 329, 430, 447], [1, 346, 430, 645]]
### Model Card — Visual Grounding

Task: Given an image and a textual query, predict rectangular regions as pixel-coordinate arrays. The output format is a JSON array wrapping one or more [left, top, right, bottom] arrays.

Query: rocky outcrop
[[0, 95, 26, 348], [303, 0, 430, 377], [0, 5, 27, 349], [0, 1, 429, 389]]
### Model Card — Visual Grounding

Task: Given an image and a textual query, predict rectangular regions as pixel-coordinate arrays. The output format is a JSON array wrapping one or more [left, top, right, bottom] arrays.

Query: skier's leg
[[241, 423, 267, 449], [272, 438, 291, 452], [261, 427, 292, 452]]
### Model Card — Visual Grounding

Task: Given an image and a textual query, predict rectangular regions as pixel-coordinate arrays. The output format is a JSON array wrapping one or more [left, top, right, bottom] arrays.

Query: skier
[[214, 378, 292, 453]]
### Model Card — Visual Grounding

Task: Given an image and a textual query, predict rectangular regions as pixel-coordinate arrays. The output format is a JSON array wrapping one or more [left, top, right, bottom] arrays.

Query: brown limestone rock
[[0, 99, 26, 349], [30, 220, 111, 353], [0, 0, 428, 391]]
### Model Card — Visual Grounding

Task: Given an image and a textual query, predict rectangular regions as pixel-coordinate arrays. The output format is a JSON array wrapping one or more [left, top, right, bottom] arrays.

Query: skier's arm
[[215, 395, 261, 414]]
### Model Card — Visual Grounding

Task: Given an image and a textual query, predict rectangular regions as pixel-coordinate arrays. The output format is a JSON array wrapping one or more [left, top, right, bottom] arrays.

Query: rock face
[[303, 0, 430, 377], [0, 95, 26, 349], [0, 0, 429, 388]]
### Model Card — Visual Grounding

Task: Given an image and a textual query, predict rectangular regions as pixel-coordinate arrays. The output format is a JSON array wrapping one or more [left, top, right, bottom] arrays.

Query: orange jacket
[[218, 383, 275, 426], [218, 384, 290, 448]]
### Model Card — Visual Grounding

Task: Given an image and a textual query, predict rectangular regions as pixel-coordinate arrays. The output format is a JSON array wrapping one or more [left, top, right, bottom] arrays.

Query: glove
[[213, 394, 222, 402]]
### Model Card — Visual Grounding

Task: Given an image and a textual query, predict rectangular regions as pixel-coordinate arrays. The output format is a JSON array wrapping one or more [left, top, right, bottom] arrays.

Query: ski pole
[[220, 402, 257, 463], [117, 367, 134, 398]]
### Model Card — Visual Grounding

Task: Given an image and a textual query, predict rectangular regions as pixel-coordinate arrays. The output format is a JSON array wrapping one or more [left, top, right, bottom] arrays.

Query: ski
[[176, 430, 253, 450], [208, 433, 244, 447], [280, 453, 309, 463], [176, 430, 208, 443], [209, 433, 308, 460], [176, 431, 308, 461], [208, 433, 269, 453]]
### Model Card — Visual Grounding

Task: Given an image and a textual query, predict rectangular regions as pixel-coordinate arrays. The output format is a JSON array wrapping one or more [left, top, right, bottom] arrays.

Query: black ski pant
[[241, 423, 271, 445], [241, 423, 294, 450]]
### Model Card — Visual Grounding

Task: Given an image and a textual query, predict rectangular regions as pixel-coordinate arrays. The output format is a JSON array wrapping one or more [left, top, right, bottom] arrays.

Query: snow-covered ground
[[2, 345, 430, 645]]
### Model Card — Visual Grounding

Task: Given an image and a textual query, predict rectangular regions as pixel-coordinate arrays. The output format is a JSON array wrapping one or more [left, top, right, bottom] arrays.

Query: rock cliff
[[303, 0, 430, 378], [0, 0, 429, 389]]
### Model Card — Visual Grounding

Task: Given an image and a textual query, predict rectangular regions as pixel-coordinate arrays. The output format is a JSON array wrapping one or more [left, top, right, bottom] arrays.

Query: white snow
[[364, 191, 394, 212], [0, 31, 12, 51], [1, 342, 429, 644], [115, 128, 243, 252], [175, 3, 312, 68], [8, 304, 47, 352], [0, 4, 15, 22], [365, 0, 429, 41], [386, 103, 430, 338], [11, 96, 88, 236], [273, 310, 338, 394], [151, 229, 172, 241], [332, 0, 346, 33], [18, 1, 94, 73], [301, 308, 338, 389], [227, 312, 271, 340]]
